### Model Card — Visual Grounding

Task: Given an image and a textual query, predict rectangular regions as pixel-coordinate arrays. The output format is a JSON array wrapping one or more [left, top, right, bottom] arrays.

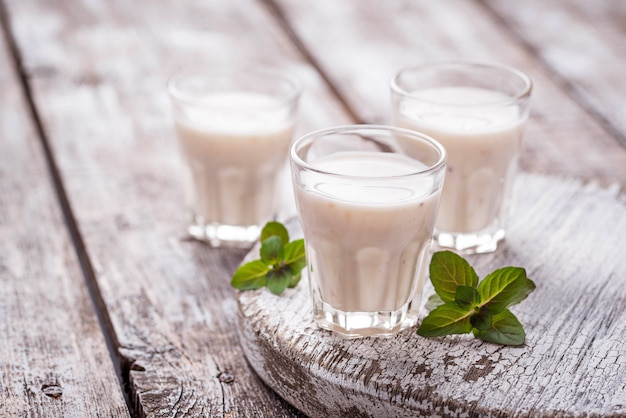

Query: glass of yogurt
[[168, 66, 301, 247], [290, 125, 446, 338], [390, 61, 532, 253]]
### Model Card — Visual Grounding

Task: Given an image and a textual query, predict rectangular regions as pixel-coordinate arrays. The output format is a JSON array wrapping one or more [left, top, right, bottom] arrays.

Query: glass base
[[313, 300, 419, 339], [188, 219, 261, 248], [435, 229, 505, 254]]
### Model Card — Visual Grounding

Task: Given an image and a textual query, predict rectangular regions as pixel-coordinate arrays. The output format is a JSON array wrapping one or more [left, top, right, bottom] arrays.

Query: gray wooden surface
[[0, 7, 129, 417], [1, 0, 625, 417]]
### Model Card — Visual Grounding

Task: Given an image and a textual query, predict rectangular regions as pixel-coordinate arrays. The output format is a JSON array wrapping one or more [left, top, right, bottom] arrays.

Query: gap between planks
[[475, 0, 626, 148], [0, 1, 136, 416], [260, 0, 363, 124]]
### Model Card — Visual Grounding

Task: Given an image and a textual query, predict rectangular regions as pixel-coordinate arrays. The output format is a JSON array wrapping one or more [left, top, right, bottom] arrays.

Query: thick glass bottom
[[313, 300, 419, 339], [188, 217, 261, 248], [435, 228, 505, 254]]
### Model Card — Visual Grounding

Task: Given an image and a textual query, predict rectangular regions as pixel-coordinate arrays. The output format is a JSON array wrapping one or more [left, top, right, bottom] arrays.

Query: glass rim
[[167, 65, 302, 109], [390, 60, 532, 107], [290, 124, 447, 180]]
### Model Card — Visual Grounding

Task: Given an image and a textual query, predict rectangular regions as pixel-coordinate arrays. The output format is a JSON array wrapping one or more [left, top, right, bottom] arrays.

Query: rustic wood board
[[272, 0, 626, 186], [0, 13, 129, 418], [238, 173, 626, 417], [2, 0, 350, 416]]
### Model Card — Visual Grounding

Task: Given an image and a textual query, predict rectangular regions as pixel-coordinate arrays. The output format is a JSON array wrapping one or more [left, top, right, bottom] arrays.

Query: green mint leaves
[[231, 221, 306, 295], [417, 251, 536, 346], [231, 229, 535, 345]]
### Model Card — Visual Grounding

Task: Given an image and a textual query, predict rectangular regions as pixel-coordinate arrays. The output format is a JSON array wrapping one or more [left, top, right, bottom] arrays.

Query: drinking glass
[[290, 125, 446, 338], [168, 66, 301, 247], [391, 61, 532, 253]]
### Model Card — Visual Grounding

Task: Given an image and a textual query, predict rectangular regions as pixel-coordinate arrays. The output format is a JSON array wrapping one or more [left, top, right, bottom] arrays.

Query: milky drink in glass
[[391, 62, 531, 253], [169, 68, 300, 246], [175, 92, 295, 227], [296, 152, 440, 313], [290, 126, 446, 338], [395, 87, 526, 233]]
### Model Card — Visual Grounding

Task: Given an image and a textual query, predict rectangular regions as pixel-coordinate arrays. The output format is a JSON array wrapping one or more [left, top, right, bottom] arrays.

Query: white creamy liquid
[[394, 87, 527, 233], [174, 92, 295, 226], [294, 151, 441, 313]]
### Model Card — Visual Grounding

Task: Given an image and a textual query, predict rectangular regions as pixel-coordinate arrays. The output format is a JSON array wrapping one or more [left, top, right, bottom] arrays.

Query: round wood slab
[[237, 173, 626, 417]]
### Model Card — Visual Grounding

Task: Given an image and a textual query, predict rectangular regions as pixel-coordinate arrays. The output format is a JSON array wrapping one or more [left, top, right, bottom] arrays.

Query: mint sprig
[[417, 251, 536, 346], [231, 221, 306, 295]]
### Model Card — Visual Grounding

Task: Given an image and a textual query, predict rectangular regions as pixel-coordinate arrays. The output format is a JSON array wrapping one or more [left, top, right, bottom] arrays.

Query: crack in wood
[[41, 384, 63, 399], [463, 355, 497, 382]]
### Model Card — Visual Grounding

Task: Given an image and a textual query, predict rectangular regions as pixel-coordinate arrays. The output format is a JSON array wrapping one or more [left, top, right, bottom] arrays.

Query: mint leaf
[[430, 251, 479, 302], [231, 221, 306, 296], [231, 260, 270, 290], [266, 267, 291, 295], [261, 221, 289, 245], [455, 285, 481, 310], [504, 278, 536, 308], [284, 240, 306, 287], [425, 293, 445, 311], [470, 306, 492, 331], [478, 267, 528, 314], [417, 302, 474, 337], [288, 271, 302, 288], [260, 236, 284, 266], [288, 259, 306, 277], [284, 239, 305, 262], [418, 252, 535, 346], [473, 309, 526, 346]]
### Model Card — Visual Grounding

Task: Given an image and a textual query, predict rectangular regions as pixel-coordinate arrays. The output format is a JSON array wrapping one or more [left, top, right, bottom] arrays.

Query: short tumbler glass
[[168, 66, 301, 247], [290, 125, 446, 338], [391, 61, 532, 253]]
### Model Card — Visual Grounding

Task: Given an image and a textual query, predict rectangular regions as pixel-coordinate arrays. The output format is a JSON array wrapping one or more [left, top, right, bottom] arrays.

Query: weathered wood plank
[[238, 173, 626, 417], [0, 12, 129, 418], [272, 0, 626, 186], [3, 0, 351, 416], [482, 0, 626, 146]]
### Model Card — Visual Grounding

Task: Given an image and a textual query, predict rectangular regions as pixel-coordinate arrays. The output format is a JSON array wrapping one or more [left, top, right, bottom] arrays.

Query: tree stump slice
[[237, 173, 626, 418]]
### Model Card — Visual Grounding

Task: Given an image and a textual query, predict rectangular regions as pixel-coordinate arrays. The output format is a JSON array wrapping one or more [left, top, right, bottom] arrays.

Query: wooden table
[[1, 0, 625, 417]]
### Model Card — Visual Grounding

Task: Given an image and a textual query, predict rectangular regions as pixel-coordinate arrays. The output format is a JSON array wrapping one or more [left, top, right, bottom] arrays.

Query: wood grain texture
[[0, 14, 129, 418], [482, 0, 626, 146], [238, 173, 626, 417], [272, 0, 626, 186], [2, 0, 351, 416]]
